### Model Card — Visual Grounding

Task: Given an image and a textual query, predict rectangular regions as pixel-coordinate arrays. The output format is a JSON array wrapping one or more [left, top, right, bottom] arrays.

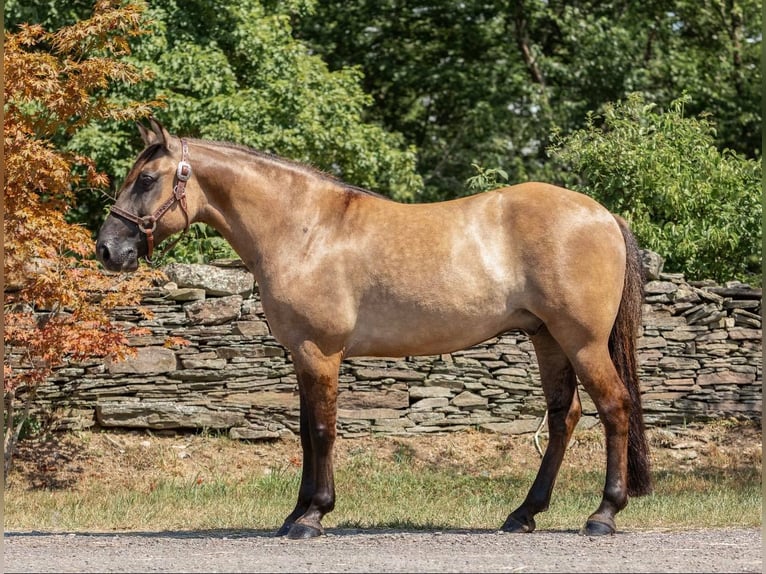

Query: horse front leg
[[275, 392, 314, 536], [279, 342, 341, 540]]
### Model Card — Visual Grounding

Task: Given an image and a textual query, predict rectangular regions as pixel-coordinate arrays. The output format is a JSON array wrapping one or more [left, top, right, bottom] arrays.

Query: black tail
[[611, 216, 652, 496]]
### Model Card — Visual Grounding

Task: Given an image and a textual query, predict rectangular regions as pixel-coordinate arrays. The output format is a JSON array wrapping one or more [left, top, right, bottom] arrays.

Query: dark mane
[[198, 139, 392, 201]]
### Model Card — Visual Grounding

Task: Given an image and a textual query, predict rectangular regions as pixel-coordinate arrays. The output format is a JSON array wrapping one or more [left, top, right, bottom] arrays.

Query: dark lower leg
[[276, 393, 314, 536], [503, 330, 579, 533], [582, 405, 629, 535], [284, 345, 340, 539], [575, 353, 631, 536]]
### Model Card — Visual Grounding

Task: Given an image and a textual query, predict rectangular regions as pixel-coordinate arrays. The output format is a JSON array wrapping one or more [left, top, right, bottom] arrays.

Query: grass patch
[[4, 422, 761, 532]]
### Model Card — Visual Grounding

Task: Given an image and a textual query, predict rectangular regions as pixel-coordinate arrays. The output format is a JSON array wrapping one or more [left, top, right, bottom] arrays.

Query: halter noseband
[[110, 139, 192, 265]]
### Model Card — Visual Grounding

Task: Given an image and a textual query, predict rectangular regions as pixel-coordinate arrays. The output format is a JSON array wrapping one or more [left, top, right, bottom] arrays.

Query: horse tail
[[611, 215, 652, 496]]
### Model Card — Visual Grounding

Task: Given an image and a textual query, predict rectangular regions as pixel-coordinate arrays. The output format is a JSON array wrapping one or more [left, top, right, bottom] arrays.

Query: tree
[[6, 0, 425, 262], [3, 0, 163, 480], [296, 0, 761, 200], [548, 93, 762, 283]]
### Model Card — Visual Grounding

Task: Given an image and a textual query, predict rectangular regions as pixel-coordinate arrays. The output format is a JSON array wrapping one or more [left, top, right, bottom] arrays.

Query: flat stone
[[705, 286, 762, 300], [353, 368, 426, 382], [242, 391, 299, 409], [233, 321, 271, 337], [410, 397, 449, 410], [659, 357, 701, 370], [338, 407, 403, 420], [107, 346, 177, 374], [180, 357, 228, 370], [670, 286, 701, 304], [451, 390, 488, 408], [338, 389, 409, 409], [185, 295, 242, 326], [163, 263, 254, 297], [638, 337, 666, 349], [644, 281, 678, 295], [409, 386, 453, 399], [480, 418, 541, 435], [664, 329, 700, 342], [96, 401, 245, 429], [166, 288, 206, 301], [697, 371, 755, 386], [727, 328, 761, 341]]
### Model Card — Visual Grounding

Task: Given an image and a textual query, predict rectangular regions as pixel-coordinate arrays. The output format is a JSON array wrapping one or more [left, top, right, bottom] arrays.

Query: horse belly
[[345, 284, 528, 358]]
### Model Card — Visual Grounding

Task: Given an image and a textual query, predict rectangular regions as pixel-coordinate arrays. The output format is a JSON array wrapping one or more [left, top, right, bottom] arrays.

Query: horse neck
[[191, 141, 343, 280]]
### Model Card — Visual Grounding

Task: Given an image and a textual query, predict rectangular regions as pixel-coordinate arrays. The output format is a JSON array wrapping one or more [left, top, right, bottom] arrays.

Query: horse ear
[[136, 121, 157, 147], [147, 116, 179, 152]]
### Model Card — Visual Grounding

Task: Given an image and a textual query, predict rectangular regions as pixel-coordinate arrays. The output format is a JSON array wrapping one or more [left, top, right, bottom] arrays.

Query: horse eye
[[139, 173, 156, 188]]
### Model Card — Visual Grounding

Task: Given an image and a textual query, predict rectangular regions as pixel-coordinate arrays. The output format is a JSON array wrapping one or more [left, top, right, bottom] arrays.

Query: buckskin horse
[[96, 119, 652, 539]]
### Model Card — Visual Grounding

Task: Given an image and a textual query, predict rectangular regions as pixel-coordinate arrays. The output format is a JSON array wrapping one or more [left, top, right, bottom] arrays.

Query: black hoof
[[274, 522, 292, 537], [581, 518, 616, 536], [500, 514, 536, 533], [286, 522, 324, 539]]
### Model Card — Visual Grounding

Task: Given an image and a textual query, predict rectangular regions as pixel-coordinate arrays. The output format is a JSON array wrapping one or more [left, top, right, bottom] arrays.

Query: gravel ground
[[4, 527, 762, 573]]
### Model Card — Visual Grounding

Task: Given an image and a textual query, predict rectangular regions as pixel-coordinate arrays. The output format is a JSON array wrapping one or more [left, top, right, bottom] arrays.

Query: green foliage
[[466, 163, 509, 193], [66, 0, 422, 201], [297, 0, 761, 200], [151, 224, 238, 265], [549, 94, 762, 283], [6, 0, 423, 261]]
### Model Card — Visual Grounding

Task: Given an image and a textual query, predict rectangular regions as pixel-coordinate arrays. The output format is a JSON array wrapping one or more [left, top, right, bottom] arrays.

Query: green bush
[[549, 93, 761, 283]]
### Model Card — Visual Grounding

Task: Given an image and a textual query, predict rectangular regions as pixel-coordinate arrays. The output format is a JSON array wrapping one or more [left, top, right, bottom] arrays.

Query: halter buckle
[[176, 160, 192, 182]]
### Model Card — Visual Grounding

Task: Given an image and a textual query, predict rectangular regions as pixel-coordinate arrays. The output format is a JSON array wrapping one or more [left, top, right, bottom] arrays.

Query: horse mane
[[197, 139, 392, 201]]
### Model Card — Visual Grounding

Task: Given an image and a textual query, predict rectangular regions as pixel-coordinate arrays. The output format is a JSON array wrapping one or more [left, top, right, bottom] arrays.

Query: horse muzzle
[[96, 236, 141, 272]]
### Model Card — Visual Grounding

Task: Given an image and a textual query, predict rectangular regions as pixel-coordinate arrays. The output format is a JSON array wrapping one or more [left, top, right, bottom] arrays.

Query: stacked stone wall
[[14, 258, 762, 439]]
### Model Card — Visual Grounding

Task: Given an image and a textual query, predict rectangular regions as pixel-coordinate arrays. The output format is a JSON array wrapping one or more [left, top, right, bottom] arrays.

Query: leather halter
[[110, 139, 192, 264]]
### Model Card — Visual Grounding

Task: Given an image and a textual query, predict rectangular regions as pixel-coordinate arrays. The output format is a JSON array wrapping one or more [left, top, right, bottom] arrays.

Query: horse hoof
[[286, 522, 324, 539], [274, 523, 292, 537], [500, 515, 535, 533], [581, 518, 616, 536]]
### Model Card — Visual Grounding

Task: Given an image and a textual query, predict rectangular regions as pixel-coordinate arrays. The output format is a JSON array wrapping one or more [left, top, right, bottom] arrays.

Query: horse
[[96, 118, 652, 539]]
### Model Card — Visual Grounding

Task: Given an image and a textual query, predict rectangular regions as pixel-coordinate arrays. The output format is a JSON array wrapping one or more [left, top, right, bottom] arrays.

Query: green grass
[[5, 448, 761, 533]]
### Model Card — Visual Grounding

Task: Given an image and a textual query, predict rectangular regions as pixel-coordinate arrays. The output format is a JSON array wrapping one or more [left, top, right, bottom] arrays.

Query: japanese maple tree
[[3, 0, 163, 480]]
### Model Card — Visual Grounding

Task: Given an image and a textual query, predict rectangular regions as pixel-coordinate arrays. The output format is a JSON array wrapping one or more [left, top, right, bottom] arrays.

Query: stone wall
[[18, 256, 762, 439]]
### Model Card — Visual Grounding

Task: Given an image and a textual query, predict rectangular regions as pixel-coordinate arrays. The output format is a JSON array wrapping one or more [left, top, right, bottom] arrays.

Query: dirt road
[[4, 527, 761, 573]]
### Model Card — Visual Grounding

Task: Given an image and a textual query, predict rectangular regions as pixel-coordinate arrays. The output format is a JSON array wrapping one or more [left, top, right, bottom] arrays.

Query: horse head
[[96, 118, 194, 271]]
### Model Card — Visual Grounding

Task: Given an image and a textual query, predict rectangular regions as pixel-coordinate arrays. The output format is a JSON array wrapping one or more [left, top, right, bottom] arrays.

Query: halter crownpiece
[[110, 139, 192, 264]]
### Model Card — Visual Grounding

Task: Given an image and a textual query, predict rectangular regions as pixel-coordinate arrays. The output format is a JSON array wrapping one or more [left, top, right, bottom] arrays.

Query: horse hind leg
[[502, 326, 580, 533], [569, 343, 632, 536]]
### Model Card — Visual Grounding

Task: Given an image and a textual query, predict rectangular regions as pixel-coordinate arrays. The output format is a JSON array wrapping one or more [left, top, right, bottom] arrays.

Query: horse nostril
[[97, 241, 111, 264]]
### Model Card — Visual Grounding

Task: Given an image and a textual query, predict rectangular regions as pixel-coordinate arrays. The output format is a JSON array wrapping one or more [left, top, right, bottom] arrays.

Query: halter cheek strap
[[110, 139, 192, 265]]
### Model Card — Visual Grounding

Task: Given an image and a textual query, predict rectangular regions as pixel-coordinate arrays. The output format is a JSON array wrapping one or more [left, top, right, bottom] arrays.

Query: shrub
[[549, 93, 761, 283]]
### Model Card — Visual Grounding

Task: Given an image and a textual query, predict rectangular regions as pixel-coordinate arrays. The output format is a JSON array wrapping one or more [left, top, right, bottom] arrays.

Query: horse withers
[[96, 119, 651, 539]]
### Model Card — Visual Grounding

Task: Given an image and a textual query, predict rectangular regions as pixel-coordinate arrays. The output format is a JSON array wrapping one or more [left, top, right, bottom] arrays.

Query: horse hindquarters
[[565, 216, 650, 534], [503, 213, 650, 536]]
